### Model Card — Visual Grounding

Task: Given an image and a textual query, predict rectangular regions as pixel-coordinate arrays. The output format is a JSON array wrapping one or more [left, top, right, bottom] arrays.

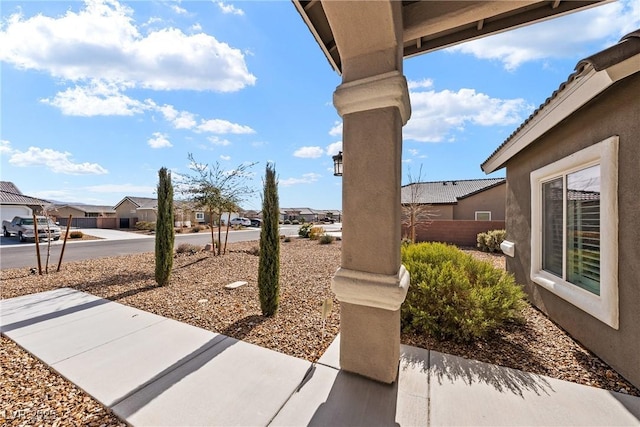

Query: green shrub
[[258, 163, 280, 317], [401, 242, 525, 342], [191, 225, 204, 233], [298, 223, 313, 238], [283, 219, 291, 224], [283, 236, 291, 242], [318, 234, 335, 245], [477, 229, 506, 253], [69, 231, 83, 239], [309, 226, 325, 240], [292, 219, 300, 225], [155, 167, 174, 286]]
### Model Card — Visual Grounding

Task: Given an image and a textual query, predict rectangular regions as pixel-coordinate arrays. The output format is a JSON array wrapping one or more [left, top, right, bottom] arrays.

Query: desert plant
[[135, 221, 156, 231], [401, 242, 525, 342], [69, 230, 83, 239], [477, 229, 506, 253], [318, 234, 335, 245], [258, 163, 280, 316], [283, 236, 291, 243], [298, 223, 313, 238], [155, 167, 175, 286], [309, 226, 325, 240], [292, 219, 300, 225], [176, 243, 200, 254]]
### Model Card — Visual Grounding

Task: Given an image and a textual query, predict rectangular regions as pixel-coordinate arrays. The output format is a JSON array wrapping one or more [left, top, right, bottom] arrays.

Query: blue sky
[[1, 0, 638, 211]]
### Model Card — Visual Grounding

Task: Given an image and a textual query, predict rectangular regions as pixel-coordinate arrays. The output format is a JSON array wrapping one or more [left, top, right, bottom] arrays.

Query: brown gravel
[[1, 238, 638, 424]]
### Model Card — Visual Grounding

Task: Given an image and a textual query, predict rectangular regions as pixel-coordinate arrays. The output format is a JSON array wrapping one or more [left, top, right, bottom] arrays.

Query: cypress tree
[[258, 163, 280, 316], [155, 167, 174, 286]]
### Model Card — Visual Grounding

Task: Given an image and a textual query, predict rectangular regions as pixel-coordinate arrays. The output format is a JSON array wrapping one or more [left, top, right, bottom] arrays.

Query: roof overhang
[[292, 0, 611, 74], [482, 30, 640, 173]]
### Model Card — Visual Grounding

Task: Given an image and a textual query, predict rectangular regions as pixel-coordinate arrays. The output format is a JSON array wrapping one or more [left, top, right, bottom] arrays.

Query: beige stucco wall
[[503, 73, 640, 388], [115, 200, 139, 220], [429, 205, 454, 220], [453, 183, 506, 220]]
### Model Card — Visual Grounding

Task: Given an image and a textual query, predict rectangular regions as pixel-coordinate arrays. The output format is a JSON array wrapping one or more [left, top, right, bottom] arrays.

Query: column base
[[339, 302, 401, 384]]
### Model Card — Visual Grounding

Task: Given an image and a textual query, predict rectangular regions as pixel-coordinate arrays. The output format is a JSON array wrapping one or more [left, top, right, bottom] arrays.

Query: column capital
[[331, 265, 410, 311], [333, 71, 411, 125]]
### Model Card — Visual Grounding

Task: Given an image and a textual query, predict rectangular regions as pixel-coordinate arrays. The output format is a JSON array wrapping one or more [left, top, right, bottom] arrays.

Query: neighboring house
[[481, 30, 640, 389], [400, 178, 506, 245], [0, 181, 50, 225], [281, 207, 342, 223], [49, 204, 118, 229], [114, 196, 158, 228], [52, 204, 117, 219]]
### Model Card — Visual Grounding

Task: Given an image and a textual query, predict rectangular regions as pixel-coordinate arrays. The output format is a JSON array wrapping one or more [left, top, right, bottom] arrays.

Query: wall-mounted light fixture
[[332, 151, 343, 177]]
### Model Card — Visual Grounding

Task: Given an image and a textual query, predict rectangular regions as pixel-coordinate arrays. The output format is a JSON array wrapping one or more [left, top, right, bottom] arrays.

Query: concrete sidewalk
[[2, 288, 639, 426]]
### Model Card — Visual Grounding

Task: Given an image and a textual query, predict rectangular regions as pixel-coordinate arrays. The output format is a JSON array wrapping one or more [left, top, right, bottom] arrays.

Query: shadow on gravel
[[220, 315, 267, 340]]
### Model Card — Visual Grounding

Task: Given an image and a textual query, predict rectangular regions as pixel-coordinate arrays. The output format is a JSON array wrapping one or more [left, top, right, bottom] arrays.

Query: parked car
[[229, 217, 251, 227], [250, 219, 262, 227]]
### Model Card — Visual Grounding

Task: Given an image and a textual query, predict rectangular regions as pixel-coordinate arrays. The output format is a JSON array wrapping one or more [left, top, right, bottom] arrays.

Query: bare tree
[[402, 165, 437, 243], [183, 153, 256, 255]]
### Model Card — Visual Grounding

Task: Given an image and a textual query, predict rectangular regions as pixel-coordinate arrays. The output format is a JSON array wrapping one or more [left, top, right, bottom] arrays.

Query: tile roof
[[401, 178, 505, 205], [0, 181, 51, 205]]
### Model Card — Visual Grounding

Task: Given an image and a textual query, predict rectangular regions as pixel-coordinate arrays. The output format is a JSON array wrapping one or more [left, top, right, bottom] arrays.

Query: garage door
[[1, 205, 33, 225]]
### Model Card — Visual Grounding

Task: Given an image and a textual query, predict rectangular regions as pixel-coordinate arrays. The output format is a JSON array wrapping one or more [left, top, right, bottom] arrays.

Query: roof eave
[[482, 56, 638, 174]]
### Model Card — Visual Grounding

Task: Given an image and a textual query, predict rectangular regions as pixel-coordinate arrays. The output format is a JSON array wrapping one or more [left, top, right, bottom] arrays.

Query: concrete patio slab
[[428, 350, 640, 426], [112, 337, 312, 426], [3, 299, 166, 365], [52, 318, 226, 407], [272, 345, 429, 426], [0, 287, 106, 330], [2, 288, 640, 427]]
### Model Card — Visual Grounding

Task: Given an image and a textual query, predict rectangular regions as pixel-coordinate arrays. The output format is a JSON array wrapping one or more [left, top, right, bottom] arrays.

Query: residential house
[[0, 181, 50, 225], [481, 30, 640, 389], [50, 204, 118, 229], [114, 196, 158, 228], [400, 178, 505, 245]]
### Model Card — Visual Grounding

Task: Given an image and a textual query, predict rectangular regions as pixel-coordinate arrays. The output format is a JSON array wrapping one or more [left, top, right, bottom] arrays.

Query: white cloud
[[447, 0, 639, 70], [220, 155, 231, 161], [325, 141, 342, 156], [408, 149, 419, 156], [0, 140, 13, 154], [8, 146, 108, 175], [404, 87, 530, 142], [0, 0, 256, 91], [294, 146, 324, 159], [198, 119, 255, 134], [156, 104, 197, 129], [217, 2, 245, 16], [208, 136, 231, 146], [170, 4, 188, 15], [40, 80, 147, 116], [148, 132, 173, 148], [329, 122, 342, 137], [407, 79, 434, 90], [280, 173, 321, 187]]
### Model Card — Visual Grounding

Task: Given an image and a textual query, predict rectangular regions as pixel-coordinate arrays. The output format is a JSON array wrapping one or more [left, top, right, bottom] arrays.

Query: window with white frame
[[195, 212, 205, 221], [475, 211, 491, 221], [530, 136, 618, 328]]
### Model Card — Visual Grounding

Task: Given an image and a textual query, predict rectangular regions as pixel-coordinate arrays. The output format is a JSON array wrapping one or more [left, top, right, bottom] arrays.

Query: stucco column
[[331, 71, 411, 383]]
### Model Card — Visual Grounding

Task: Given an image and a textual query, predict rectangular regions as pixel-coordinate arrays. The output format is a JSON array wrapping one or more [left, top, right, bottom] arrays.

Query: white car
[[229, 217, 251, 226]]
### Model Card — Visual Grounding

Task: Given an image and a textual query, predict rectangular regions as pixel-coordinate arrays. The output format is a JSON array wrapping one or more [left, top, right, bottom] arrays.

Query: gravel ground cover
[[1, 238, 638, 425]]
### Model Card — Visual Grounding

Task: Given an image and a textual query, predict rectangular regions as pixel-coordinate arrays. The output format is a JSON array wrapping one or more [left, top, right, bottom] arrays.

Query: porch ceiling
[[293, 0, 611, 74]]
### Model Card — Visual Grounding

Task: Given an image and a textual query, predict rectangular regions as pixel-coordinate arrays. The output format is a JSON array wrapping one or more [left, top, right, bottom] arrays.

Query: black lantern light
[[332, 151, 343, 177]]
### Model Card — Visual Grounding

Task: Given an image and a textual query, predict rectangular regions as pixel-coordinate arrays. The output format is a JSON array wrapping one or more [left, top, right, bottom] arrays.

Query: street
[[0, 225, 309, 270]]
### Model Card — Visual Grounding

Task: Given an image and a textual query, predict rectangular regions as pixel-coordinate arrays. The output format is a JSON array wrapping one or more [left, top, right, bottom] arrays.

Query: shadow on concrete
[[112, 335, 236, 418], [610, 391, 640, 421], [1, 298, 110, 333], [402, 349, 554, 398], [307, 368, 400, 427]]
